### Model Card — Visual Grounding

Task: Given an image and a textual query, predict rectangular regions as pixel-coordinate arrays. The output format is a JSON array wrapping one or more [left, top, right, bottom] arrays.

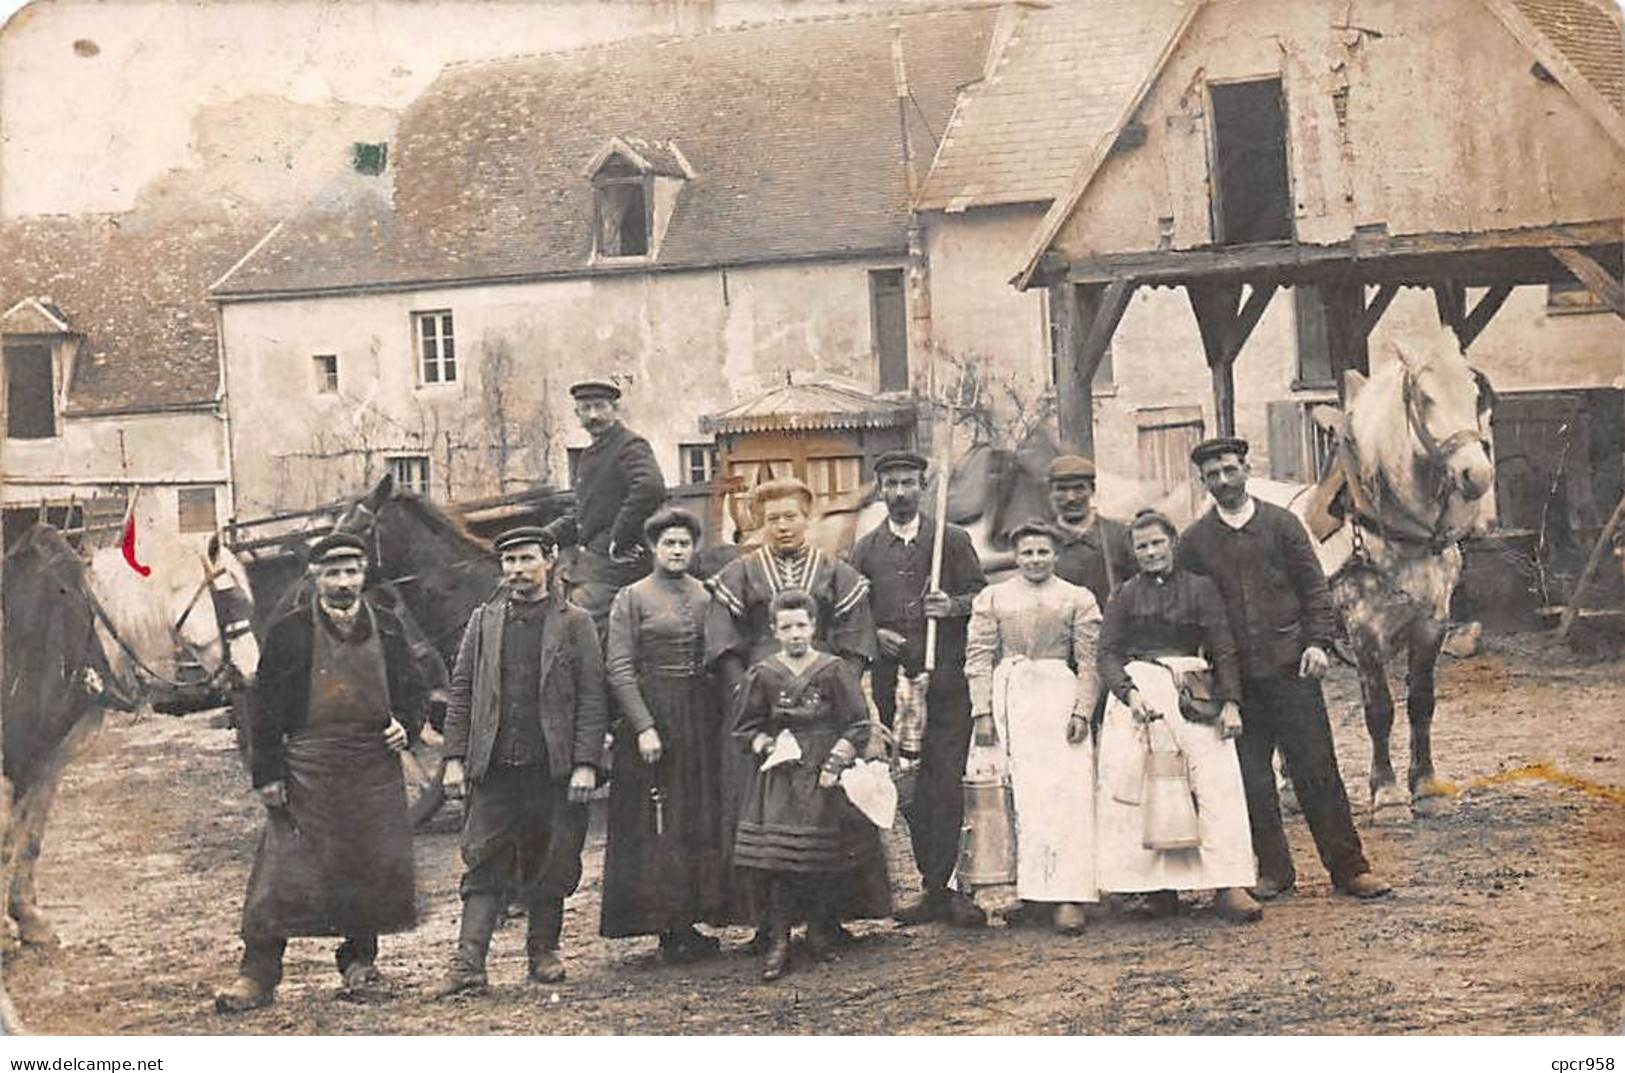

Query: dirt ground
[[7, 634, 1624, 1035]]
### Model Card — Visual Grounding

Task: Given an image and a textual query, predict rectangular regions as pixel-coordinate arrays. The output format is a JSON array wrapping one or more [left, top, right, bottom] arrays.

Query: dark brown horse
[[2, 525, 114, 953]]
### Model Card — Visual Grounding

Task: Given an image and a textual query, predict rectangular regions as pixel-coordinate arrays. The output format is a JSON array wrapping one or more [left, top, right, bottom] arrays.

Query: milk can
[[957, 770, 1017, 885], [1141, 747, 1201, 851]]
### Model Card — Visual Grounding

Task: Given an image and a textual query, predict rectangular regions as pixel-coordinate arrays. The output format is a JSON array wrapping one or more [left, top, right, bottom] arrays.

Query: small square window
[[313, 354, 339, 394], [387, 455, 431, 496], [679, 443, 719, 485], [415, 311, 456, 384], [177, 487, 218, 533]]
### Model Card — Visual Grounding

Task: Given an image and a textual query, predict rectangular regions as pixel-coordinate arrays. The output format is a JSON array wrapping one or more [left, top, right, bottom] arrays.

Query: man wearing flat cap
[[1177, 437, 1390, 902], [216, 532, 430, 1013], [1046, 454, 1136, 612], [543, 379, 668, 638], [847, 449, 986, 925], [437, 525, 609, 995]]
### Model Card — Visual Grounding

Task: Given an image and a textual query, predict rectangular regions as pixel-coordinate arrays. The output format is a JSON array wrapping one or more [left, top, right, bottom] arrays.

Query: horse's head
[[1394, 346, 1496, 504], [330, 473, 501, 662], [183, 532, 260, 689]]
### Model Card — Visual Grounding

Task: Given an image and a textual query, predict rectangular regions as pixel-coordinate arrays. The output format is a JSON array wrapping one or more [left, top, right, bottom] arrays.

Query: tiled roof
[[214, 6, 999, 298], [1510, 0, 1624, 110], [0, 214, 269, 412], [915, 0, 1196, 211], [701, 378, 916, 434]]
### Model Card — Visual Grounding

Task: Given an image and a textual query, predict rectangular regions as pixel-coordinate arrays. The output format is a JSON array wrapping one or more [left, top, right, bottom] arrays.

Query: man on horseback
[[216, 532, 428, 1013], [542, 379, 667, 638], [1176, 438, 1390, 902], [1046, 455, 1136, 611]]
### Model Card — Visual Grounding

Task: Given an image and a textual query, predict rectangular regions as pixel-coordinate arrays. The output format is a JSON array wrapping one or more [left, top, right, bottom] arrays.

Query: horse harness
[[84, 548, 253, 696], [1338, 361, 1492, 564]]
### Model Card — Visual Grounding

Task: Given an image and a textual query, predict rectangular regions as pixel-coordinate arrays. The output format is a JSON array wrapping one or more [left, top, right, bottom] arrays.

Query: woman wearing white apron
[[1095, 509, 1261, 923], [963, 520, 1101, 934]]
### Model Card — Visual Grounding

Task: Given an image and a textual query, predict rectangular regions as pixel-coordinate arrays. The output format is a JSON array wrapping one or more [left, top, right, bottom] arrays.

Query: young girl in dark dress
[[731, 589, 887, 982]]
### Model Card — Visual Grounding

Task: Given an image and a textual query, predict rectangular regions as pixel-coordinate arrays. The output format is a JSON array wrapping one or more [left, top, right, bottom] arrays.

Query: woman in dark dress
[[733, 588, 884, 981], [600, 508, 727, 961]]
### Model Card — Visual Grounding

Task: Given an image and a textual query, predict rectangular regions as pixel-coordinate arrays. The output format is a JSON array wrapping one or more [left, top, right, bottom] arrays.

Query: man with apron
[[542, 379, 668, 639], [216, 532, 428, 1013]]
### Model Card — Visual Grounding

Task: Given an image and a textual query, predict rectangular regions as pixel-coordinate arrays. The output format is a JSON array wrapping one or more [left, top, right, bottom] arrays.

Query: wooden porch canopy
[[1033, 217, 1625, 454]]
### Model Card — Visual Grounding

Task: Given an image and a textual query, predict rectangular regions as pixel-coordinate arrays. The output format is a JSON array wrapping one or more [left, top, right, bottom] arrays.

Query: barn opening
[[1210, 78, 1294, 245]]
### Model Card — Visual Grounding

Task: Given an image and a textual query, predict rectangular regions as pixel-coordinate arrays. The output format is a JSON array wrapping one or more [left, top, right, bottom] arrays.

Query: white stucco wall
[[219, 256, 911, 517]]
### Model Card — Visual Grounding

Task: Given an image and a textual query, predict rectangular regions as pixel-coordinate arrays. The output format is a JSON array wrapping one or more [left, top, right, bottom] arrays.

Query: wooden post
[[1322, 280, 1371, 404], [1555, 489, 1625, 643], [1188, 281, 1276, 435], [1052, 278, 1135, 459], [1049, 281, 1089, 456]]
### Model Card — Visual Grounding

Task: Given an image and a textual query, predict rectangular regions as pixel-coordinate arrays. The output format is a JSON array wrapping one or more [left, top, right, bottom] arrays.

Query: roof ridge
[[438, 0, 1005, 74]]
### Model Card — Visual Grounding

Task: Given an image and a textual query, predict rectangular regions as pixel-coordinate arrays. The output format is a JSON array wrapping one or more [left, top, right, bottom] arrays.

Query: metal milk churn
[[958, 767, 1017, 885], [1141, 747, 1201, 851]]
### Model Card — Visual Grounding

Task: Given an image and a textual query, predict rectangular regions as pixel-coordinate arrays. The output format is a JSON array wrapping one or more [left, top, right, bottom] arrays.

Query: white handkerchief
[[760, 728, 802, 771], [840, 759, 898, 829]]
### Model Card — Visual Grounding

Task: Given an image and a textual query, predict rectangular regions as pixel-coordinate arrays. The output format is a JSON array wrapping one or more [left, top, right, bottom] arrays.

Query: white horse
[[1252, 346, 1496, 821], [2, 524, 259, 953]]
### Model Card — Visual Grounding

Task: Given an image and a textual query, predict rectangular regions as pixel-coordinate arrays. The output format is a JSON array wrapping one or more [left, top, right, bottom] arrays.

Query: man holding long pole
[[848, 449, 985, 926]]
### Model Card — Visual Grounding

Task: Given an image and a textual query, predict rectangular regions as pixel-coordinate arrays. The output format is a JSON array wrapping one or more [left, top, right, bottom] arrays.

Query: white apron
[[1096, 658, 1254, 893], [993, 657, 1097, 904]]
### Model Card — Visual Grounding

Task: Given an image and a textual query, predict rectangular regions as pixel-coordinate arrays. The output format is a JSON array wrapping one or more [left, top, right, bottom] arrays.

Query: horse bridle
[[85, 548, 253, 695], [1344, 361, 1493, 555], [1400, 363, 1492, 479]]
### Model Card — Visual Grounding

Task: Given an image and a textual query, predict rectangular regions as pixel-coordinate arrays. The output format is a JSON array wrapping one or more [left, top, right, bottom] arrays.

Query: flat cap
[[1046, 454, 1097, 483], [493, 525, 555, 553], [1189, 436, 1250, 467], [310, 531, 367, 564], [568, 379, 621, 401], [873, 449, 929, 475]]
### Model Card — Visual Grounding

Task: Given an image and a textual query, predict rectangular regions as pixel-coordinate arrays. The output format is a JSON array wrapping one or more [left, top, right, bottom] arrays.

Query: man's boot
[[215, 938, 283, 1014], [759, 878, 791, 983], [436, 893, 503, 998], [526, 896, 566, 984]]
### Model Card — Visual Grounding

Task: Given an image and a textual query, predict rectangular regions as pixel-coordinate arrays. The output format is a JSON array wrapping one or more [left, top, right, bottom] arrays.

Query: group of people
[[214, 378, 1390, 1013]]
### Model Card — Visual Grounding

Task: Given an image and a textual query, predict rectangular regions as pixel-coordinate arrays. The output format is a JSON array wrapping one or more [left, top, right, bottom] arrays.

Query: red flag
[[120, 496, 151, 577]]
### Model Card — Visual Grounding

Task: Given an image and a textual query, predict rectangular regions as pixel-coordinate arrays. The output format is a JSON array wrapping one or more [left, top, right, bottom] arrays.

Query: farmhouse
[[0, 215, 268, 549], [210, 6, 1001, 520]]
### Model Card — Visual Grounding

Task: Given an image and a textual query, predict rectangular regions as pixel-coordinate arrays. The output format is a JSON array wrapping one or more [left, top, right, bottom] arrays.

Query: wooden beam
[[1552, 247, 1625, 319], [1060, 218, 1624, 287], [1357, 283, 1399, 337], [1187, 282, 1244, 435], [1230, 282, 1277, 362], [1322, 281, 1370, 403], [1458, 284, 1514, 348], [1056, 279, 1137, 459], [1432, 280, 1466, 335], [1049, 281, 1089, 457], [1078, 278, 1136, 380]]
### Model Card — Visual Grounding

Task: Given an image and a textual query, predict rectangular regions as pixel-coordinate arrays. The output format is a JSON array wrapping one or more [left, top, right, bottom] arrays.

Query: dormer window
[[2, 297, 78, 441], [595, 159, 652, 258], [586, 137, 694, 264]]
